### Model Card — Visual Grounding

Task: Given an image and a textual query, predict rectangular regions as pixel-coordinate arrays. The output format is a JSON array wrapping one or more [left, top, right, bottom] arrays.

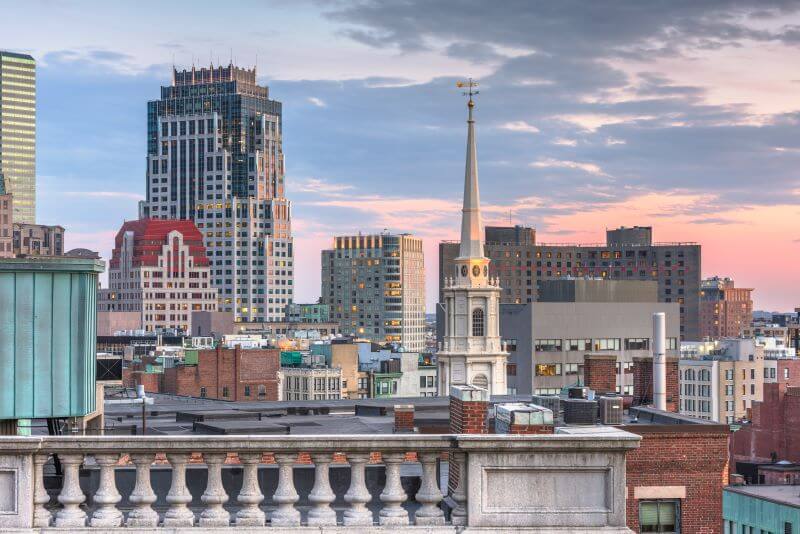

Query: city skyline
[[3, 2, 800, 312]]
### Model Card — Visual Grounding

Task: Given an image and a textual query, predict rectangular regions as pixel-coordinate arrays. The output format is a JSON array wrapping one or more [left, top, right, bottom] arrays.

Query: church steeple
[[457, 79, 484, 260]]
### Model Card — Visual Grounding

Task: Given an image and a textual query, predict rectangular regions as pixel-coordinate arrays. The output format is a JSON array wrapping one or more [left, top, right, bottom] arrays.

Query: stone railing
[[0, 432, 639, 532]]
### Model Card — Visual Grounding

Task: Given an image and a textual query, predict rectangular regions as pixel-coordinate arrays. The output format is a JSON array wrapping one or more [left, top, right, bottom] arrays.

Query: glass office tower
[[0, 51, 36, 224], [142, 64, 293, 323]]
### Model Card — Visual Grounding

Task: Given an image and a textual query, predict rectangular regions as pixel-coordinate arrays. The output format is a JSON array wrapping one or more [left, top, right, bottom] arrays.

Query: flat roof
[[725, 485, 800, 508], [0, 257, 104, 273]]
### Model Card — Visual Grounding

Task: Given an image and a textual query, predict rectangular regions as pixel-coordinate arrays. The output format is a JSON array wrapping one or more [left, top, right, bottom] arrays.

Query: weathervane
[[456, 78, 479, 107]]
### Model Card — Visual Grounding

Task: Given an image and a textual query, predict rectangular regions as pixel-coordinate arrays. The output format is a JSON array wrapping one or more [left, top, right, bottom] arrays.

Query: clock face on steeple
[[472, 265, 481, 277]]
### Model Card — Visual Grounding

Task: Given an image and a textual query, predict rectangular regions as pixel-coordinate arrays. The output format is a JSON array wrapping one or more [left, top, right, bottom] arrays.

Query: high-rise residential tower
[[142, 63, 293, 322], [437, 87, 508, 396], [699, 276, 753, 339], [321, 233, 426, 351], [0, 51, 36, 224]]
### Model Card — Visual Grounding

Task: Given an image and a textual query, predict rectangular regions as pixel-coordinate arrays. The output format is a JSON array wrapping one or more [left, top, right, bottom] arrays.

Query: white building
[[437, 91, 508, 396], [279, 367, 342, 401], [98, 219, 217, 334]]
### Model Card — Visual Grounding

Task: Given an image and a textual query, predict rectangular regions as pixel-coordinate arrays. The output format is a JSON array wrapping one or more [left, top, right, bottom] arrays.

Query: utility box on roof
[[0, 257, 104, 420]]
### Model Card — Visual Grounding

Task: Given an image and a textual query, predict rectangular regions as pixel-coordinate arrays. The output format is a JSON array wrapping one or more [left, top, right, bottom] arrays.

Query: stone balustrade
[[0, 432, 639, 532]]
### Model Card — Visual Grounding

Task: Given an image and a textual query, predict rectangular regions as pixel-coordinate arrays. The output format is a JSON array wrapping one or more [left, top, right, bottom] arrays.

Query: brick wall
[[449, 386, 489, 434], [508, 424, 554, 434], [732, 384, 800, 465], [583, 354, 617, 395], [632, 356, 680, 412], [625, 427, 729, 534], [161, 347, 280, 401]]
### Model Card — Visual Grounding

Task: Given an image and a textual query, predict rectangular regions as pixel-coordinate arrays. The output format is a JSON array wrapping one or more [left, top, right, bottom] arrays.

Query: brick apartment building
[[439, 225, 702, 340], [161, 347, 280, 401], [699, 276, 753, 339], [731, 361, 800, 466]]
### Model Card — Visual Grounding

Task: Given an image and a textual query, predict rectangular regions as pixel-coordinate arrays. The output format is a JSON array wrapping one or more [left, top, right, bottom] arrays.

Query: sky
[[3, 0, 800, 312]]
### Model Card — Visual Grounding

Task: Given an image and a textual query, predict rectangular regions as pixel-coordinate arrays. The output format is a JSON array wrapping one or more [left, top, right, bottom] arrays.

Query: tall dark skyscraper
[[142, 63, 293, 323]]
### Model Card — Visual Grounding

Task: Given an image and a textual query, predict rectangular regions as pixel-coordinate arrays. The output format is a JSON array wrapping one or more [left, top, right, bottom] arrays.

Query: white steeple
[[458, 81, 484, 260]]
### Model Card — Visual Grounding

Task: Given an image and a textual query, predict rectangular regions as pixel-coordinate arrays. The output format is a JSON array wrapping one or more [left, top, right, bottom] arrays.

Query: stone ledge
[[3, 528, 632, 533]]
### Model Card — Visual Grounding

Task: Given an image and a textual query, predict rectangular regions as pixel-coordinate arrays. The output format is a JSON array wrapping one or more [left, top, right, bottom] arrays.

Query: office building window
[[535, 339, 563, 352], [594, 338, 621, 351], [639, 500, 679, 533], [567, 339, 591, 351], [625, 338, 650, 350], [535, 364, 562, 376]]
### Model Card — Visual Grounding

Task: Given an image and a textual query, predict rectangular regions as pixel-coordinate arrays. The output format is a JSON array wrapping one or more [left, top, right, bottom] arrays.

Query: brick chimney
[[449, 384, 488, 434], [583, 354, 617, 395], [393, 404, 415, 433]]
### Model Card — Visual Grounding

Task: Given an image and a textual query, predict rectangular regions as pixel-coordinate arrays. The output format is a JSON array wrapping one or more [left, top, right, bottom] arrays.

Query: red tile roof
[[109, 218, 209, 268]]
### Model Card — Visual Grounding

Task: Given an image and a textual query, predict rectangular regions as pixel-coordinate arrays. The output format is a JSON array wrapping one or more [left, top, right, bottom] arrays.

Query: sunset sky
[[3, 1, 800, 312]]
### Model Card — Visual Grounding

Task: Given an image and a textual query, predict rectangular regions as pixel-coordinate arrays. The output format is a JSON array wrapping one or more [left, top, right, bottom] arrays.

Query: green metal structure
[[0, 257, 104, 420]]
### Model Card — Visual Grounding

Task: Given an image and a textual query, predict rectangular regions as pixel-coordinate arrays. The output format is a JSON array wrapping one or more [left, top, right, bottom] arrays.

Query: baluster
[[449, 451, 467, 526], [163, 453, 195, 527], [379, 452, 409, 526], [33, 454, 51, 527], [235, 452, 265, 526], [127, 453, 159, 527], [307, 453, 336, 526], [90, 453, 123, 527], [414, 452, 445, 525], [199, 452, 230, 527], [54, 453, 86, 527], [270, 453, 300, 526], [343, 452, 373, 526]]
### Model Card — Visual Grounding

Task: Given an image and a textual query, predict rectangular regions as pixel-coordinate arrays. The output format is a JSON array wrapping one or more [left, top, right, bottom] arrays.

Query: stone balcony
[[0, 432, 639, 532]]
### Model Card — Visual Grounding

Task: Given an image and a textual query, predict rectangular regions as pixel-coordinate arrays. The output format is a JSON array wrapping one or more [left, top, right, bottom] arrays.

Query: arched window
[[472, 374, 489, 389], [472, 308, 484, 337]]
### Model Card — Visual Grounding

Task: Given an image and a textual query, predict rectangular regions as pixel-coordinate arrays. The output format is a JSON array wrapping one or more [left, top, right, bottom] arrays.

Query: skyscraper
[[0, 51, 36, 224], [142, 63, 293, 323], [437, 86, 508, 396], [321, 233, 426, 351]]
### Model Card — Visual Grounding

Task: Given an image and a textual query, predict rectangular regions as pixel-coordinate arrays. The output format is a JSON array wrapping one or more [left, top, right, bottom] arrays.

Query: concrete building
[[279, 367, 342, 401], [321, 233, 425, 351], [12, 222, 64, 256], [191, 310, 340, 339], [97, 219, 217, 334], [0, 175, 12, 257], [284, 302, 330, 323], [161, 346, 280, 401], [679, 338, 765, 423], [141, 63, 293, 323], [499, 279, 680, 395], [437, 92, 508, 396], [699, 276, 753, 339], [310, 340, 360, 399], [724, 485, 800, 534], [439, 224, 702, 340], [0, 51, 36, 224]]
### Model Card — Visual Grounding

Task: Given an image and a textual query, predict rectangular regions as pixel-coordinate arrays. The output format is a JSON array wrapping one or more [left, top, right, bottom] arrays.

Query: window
[[594, 338, 621, 351], [564, 363, 579, 375], [625, 338, 650, 350], [535, 364, 562, 376], [725, 369, 734, 380], [567, 339, 591, 351], [472, 308, 484, 337], [639, 500, 679, 533], [244, 385, 251, 397], [200, 387, 207, 398], [535, 339, 563, 351], [507, 363, 517, 376], [785, 521, 793, 534], [222, 386, 229, 398], [503, 338, 517, 351], [667, 338, 679, 350]]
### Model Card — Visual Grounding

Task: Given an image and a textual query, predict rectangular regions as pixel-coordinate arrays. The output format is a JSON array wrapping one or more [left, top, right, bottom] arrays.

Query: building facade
[[437, 94, 508, 396], [439, 224, 702, 340], [699, 276, 753, 339], [0, 51, 36, 224], [500, 287, 681, 396], [724, 485, 800, 534], [0, 175, 12, 257], [98, 219, 217, 334], [321, 233, 425, 351], [12, 222, 64, 256], [279, 367, 342, 401], [141, 63, 292, 323], [679, 339, 765, 423]]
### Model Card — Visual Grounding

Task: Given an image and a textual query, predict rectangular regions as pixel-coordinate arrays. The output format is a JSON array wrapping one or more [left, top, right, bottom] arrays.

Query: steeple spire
[[457, 79, 484, 259]]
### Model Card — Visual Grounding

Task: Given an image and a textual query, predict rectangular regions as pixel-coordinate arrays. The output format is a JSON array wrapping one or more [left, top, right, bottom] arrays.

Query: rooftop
[[725, 484, 800, 508]]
